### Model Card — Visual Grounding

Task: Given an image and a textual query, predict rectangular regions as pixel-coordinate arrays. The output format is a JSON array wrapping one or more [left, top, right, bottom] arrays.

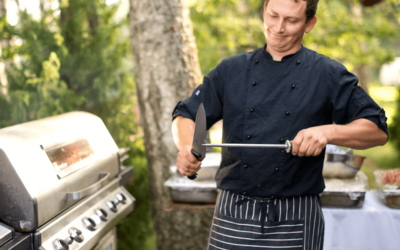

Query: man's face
[[263, 0, 316, 54]]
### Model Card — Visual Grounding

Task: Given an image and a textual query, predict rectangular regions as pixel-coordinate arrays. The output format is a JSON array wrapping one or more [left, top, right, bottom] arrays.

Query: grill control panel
[[37, 180, 135, 250]]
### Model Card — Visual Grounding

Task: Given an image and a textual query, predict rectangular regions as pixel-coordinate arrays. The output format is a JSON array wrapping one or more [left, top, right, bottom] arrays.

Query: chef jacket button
[[271, 196, 274, 199], [296, 60, 300, 65], [286, 111, 290, 115], [252, 82, 257, 86], [247, 135, 251, 139], [250, 108, 254, 112], [291, 85, 296, 89], [275, 168, 279, 171], [243, 192, 247, 195], [244, 164, 248, 168], [280, 138, 284, 142], [255, 59, 259, 64]]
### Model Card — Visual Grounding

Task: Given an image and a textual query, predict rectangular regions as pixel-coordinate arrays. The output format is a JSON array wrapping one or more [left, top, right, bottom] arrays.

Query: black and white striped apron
[[208, 190, 325, 250]]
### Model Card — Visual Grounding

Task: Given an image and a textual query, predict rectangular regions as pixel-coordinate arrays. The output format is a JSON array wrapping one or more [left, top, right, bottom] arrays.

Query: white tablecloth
[[322, 190, 400, 250]]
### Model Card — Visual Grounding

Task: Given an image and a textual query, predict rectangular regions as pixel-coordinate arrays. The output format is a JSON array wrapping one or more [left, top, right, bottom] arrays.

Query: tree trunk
[[355, 64, 369, 93], [39, 0, 45, 20], [0, 0, 8, 96], [128, 0, 210, 249], [351, 2, 369, 93]]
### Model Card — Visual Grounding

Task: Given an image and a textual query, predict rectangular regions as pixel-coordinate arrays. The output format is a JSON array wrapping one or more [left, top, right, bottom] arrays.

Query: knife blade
[[188, 103, 207, 180], [202, 140, 292, 153]]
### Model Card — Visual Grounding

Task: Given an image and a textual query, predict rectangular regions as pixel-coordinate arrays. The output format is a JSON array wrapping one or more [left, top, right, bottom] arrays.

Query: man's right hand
[[176, 145, 201, 176]]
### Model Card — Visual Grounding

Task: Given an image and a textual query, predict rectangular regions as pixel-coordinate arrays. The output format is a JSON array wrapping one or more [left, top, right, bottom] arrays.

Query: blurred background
[[0, 0, 399, 249]]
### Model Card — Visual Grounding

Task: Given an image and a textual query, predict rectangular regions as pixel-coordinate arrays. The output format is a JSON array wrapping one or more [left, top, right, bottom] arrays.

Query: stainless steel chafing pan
[[374, 170, 400, 208], [321, 172, 368, 208], [166, 152, 221, 203], [323, 153, 365, 178]]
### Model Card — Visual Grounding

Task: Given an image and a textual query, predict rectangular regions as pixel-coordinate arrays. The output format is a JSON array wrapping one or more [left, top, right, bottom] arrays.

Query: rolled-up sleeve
[[329, 64, 388, 136], [172, 61, 225, 130]]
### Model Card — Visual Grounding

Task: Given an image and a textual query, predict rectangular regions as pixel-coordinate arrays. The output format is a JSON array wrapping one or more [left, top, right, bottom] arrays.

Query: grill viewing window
[[44, 137, 98, 178], [46, 138, 94, 171]]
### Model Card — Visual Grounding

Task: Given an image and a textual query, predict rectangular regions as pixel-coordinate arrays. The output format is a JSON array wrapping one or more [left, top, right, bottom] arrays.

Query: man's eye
[[288, 20, 297, 23], [270, 15, 278, 18]]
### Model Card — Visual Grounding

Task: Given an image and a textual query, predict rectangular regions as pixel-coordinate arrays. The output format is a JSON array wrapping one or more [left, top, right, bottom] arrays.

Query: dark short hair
[[264, 0, 319, 23]]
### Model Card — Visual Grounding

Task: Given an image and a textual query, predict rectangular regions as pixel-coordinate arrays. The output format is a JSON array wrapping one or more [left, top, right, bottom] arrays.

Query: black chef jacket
[[172, 44, 388, 198]]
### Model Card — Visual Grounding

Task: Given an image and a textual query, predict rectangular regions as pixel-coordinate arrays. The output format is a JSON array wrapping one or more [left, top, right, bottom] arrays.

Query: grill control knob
[[96, 208, 108, 221], [82, 217, 97, 231], [74, 234, 84, 243], [68, 227, 82, 236], [106, 201, 118, 213], [65, 236, 73, 245], [53, 239, 69, 250], [69, 227, 84, 243], [116, 193, 127, 204]]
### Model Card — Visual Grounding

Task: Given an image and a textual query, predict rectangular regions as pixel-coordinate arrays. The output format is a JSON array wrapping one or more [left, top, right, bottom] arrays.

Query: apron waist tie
[[260, 201, 277, 233], [235, 197, 277, 233]]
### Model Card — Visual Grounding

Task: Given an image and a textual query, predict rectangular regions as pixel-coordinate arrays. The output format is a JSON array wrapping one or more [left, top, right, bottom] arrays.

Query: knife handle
[[188, 149, 202, 180]]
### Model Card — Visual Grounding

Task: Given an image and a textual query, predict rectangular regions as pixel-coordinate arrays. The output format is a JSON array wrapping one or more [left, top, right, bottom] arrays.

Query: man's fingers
[[297, 143, 310, 157], [176, 152, 201, 176], [184, 145, 199, 163], [312, 147, 324, 157], [291, 136, 304, 156]]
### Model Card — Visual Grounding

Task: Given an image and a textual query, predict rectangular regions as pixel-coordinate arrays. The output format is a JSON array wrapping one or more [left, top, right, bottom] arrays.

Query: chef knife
[[188, 103, 207, 180]]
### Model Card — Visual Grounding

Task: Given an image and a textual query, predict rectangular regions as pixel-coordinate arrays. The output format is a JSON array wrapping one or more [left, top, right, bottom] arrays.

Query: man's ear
[[305, 16, 317, 33]]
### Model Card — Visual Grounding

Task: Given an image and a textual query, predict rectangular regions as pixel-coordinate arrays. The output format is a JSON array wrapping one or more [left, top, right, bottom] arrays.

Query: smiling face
[[263, 0, 317, 59]]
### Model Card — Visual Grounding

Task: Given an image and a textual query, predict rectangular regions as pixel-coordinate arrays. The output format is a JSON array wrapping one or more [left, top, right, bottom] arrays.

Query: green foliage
[[302, 0, 400, 71], [190, 0, 400, 75], [189, 0, 265, 74], [0, 1, 154, 249]]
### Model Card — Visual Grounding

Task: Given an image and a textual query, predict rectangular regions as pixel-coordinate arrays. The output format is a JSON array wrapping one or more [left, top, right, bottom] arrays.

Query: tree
[[128, 0, 213, 249]]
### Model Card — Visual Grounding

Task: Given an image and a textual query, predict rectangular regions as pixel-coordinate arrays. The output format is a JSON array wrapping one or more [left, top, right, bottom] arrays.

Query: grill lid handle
[[66, 172, 110, 200]]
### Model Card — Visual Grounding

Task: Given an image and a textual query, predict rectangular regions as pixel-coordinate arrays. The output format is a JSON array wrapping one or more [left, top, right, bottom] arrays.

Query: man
[[171, 0, 388, 249]]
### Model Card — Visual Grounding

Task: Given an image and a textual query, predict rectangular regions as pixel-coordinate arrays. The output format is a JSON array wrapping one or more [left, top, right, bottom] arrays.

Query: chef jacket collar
[[262, 43, 304, 62]]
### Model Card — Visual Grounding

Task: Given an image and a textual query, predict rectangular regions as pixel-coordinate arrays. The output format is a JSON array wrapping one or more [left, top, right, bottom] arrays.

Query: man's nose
[[275, 18, 285, 33]]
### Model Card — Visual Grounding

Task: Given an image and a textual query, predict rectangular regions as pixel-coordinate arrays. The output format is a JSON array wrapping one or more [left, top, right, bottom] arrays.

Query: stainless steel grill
[[0, 111, 135, 250]]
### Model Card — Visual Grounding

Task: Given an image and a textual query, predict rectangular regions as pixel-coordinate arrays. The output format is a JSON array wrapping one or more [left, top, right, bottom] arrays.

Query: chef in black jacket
[[171, 0, 388, 249]]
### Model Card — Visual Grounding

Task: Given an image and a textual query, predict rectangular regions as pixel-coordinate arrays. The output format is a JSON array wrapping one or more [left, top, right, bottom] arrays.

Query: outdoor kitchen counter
[[322, 190, 400, 250]]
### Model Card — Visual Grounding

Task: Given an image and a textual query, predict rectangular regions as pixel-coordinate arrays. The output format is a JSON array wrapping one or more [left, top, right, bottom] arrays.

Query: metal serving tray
[[320, 172, 368, 208], [374, 170, 400, 209], [166, 152, 221, 203], [165, 177, 218, 203]]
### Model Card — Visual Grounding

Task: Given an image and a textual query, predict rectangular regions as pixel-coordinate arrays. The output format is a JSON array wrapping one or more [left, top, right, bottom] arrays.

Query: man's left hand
[[291, 126, 331, 157]]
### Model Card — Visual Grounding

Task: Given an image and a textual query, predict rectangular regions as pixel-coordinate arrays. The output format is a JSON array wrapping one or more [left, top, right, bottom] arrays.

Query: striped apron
[[208, 190, 325, 250]]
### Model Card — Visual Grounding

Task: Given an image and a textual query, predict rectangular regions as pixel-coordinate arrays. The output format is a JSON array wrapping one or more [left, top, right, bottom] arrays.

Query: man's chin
[[266, 42, 289, 52]]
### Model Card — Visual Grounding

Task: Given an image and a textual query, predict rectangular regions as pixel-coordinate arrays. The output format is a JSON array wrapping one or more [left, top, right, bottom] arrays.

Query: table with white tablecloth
[[322, 190, 400, 250]]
